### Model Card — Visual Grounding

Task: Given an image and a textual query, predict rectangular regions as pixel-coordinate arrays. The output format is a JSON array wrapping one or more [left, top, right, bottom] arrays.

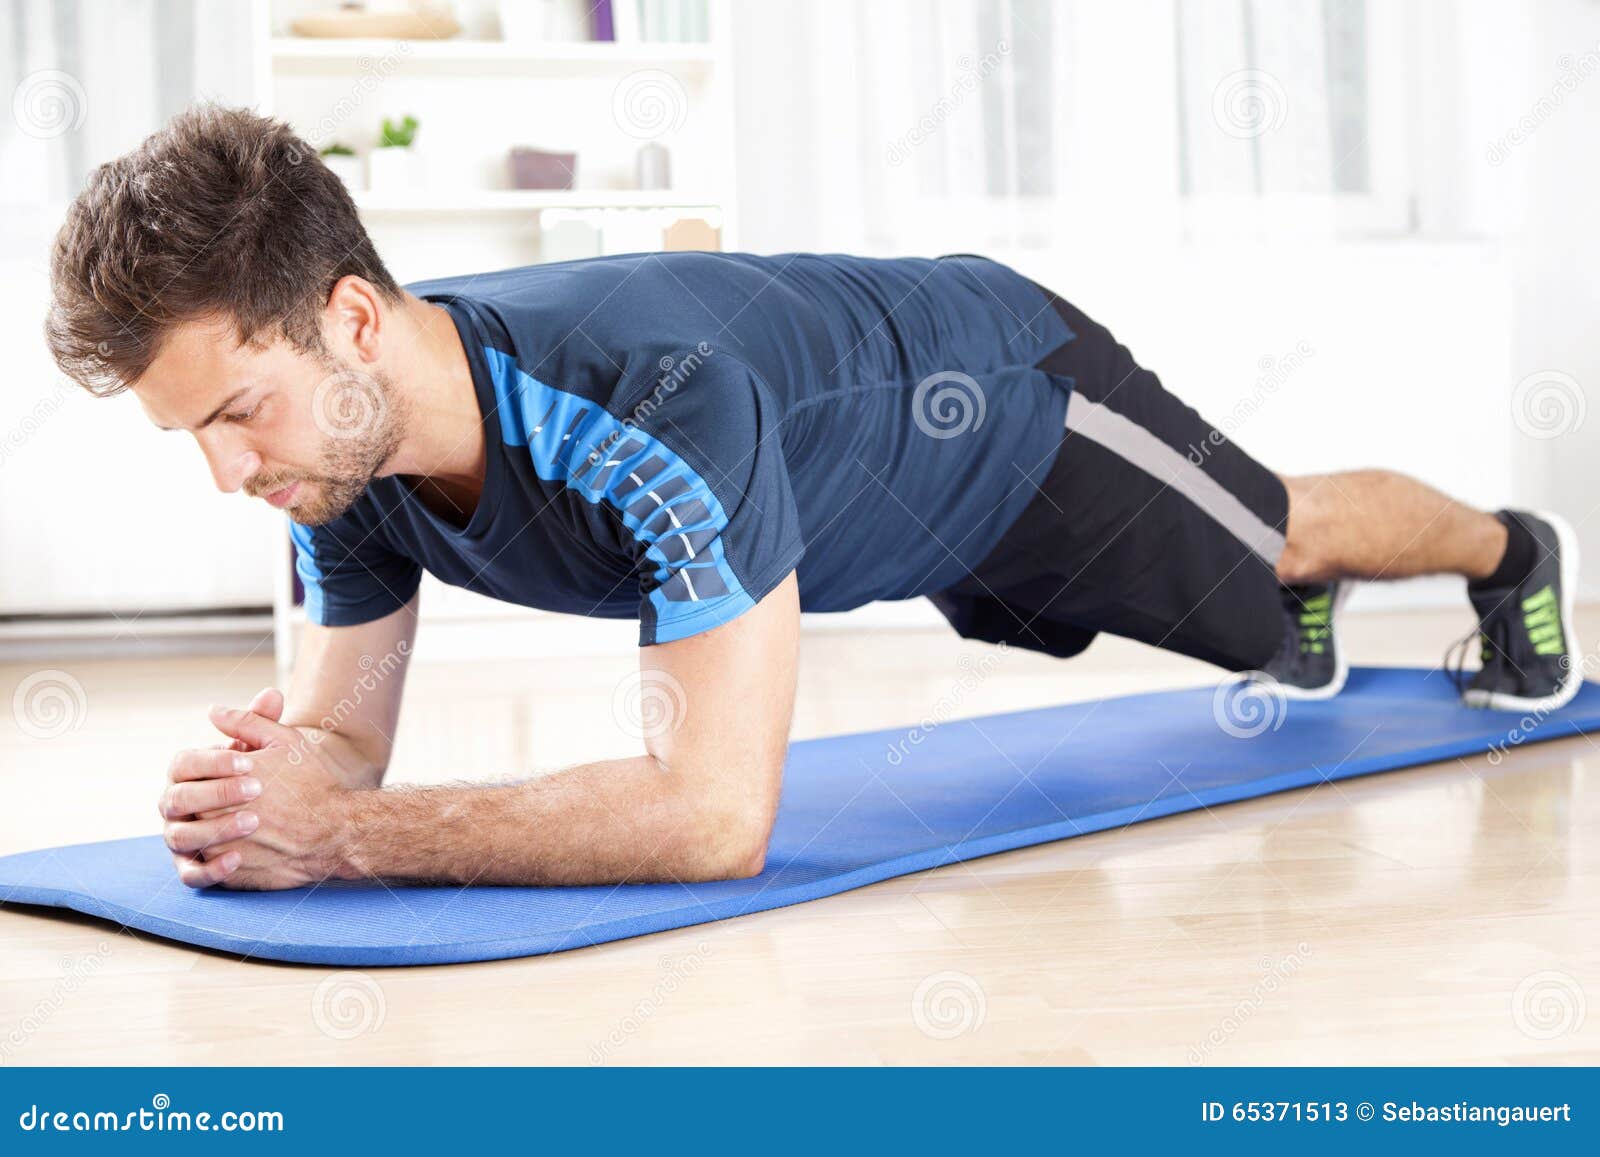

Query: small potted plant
[[367, 115, 424, 191], [318, 143, 365, 193]]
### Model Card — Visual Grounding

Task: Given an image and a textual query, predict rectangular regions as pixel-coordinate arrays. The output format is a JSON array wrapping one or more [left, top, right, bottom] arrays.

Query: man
[[46, 107, 1580, 891]]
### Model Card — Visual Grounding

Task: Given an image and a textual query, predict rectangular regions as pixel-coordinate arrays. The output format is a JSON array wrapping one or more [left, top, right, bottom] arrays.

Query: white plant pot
[[321, 153, 366, 194], [498, 0, 557, 42], [367, 147, 426, 192]]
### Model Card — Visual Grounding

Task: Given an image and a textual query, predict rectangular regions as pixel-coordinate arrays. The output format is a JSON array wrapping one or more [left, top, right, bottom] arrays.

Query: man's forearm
[[326, 755, 771, 886]]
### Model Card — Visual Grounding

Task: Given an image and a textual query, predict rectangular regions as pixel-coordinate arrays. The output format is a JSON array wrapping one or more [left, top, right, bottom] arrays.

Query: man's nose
[[197, 433, 262, 494]]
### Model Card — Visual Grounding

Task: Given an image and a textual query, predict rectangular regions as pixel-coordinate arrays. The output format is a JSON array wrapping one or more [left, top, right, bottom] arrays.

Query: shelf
[[263, 2, 739, 672], [352, 190, 723, 216], [270, 36, 716, 76]]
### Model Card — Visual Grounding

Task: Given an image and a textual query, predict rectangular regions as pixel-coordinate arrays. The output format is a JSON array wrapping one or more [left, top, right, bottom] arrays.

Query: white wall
[[1508, 0, 1600, 591]]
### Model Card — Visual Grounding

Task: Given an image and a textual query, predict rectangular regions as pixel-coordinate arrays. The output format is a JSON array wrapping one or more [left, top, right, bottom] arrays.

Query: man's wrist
[[290, 725, 385, 790], [319, 784, 368, 882]]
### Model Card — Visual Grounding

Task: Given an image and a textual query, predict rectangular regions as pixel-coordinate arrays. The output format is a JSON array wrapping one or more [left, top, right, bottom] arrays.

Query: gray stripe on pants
[[1063, 393, 1287, 566]]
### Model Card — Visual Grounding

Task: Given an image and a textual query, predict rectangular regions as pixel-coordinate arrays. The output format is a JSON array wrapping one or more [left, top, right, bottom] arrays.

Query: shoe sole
[[1462, 509, 1583, 714], [1276, 580, 1352, 701]]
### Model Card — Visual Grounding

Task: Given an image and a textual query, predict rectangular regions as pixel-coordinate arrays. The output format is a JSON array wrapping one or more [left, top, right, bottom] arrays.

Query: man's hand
[[192, 726, 353, 892], [159, 686, 280, 888], [160, 690, 354, 889]]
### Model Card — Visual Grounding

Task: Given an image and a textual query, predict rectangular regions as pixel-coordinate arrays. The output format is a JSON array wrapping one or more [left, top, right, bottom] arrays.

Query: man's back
[[398, 252, 1075, 620]]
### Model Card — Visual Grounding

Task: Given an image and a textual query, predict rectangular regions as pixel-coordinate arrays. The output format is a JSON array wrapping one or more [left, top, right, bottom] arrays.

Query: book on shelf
[[589, 0, 615, 42]]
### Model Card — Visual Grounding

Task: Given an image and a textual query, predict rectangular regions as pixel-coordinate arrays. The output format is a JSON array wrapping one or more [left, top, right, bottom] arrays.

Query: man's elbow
[[726, 825, 770, 879], [700, 815, 771, 880], [657, 750, 782, 881], [682, 802, 773, 881]]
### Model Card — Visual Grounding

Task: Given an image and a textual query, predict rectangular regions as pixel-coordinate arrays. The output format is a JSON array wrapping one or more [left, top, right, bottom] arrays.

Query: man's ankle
[[1470, 510, 1534, 591]]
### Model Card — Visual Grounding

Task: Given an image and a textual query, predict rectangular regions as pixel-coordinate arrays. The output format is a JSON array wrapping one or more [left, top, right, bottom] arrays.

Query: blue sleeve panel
[[290, 517, 422, 628], [482, 347, 805, 645]]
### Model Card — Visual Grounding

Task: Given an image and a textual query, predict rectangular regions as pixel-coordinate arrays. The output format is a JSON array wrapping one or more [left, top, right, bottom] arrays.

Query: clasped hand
[[159, 688, 352, 890]]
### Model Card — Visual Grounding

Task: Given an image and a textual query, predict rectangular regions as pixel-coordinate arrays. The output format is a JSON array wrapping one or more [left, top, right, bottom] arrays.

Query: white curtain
[[1176, 0, 1369, 199], [797, 0, 1057, 253], [861, 0, 1054, 201], [781, 0, 1377, 254], [0, 0, 271, 616], [1, 0, 254, 206]]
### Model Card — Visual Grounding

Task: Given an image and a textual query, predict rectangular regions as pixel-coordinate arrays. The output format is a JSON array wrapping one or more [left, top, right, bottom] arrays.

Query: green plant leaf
[[378, 114, 419, 149]]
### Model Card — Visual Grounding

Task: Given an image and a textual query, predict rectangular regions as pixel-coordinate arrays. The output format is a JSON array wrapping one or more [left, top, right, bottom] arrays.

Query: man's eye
[[226, 406, 258, 424]]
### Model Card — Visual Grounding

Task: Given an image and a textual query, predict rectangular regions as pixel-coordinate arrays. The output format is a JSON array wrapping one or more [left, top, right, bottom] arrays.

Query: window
[[827, 0, 1442, 252]]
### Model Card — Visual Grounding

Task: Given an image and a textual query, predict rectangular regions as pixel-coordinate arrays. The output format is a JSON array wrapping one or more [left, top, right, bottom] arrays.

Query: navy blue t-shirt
[[291, 252, 1074, 645]]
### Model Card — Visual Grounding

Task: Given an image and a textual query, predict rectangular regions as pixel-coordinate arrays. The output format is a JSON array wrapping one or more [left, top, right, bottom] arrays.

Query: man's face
[[134, 317, 404, 526]]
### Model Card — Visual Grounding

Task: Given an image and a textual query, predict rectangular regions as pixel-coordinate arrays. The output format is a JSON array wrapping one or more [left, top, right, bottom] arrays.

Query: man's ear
[[323, 275, 385, 365]]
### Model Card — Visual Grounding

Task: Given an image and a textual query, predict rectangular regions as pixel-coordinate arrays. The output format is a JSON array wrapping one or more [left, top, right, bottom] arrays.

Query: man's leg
[[1009, 279, 1580, 712], [1270, 470, 1580, 712], [1276, 471, 1507, 584]]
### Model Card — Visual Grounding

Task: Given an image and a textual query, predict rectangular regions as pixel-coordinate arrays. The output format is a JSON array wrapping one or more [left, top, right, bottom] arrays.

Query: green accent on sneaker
[[1297, 593, 1331, 619], [1521, 585, 1565, 656], [1295, 592, 1334, 654]]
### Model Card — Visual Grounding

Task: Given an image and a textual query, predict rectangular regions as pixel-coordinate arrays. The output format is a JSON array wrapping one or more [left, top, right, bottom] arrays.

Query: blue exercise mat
[[2, 667, 1597, 966]]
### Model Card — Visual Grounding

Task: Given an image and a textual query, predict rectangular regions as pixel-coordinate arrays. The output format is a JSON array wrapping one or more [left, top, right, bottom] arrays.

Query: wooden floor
[[1, 601, 1597, 1065]]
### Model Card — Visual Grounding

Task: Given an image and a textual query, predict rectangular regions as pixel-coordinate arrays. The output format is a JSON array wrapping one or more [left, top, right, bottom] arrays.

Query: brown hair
[[46, 103, 401, 396]]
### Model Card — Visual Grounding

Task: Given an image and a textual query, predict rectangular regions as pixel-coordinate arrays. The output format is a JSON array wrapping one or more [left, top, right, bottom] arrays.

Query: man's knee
[[1277, 474, 1338, 584]]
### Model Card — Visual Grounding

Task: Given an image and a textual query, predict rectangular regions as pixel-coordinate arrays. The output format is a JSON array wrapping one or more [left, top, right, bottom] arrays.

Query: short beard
[[254, 359, 407, 527]]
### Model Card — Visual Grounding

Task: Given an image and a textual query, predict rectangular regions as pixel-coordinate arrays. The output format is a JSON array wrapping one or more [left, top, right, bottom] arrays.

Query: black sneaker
[[1251, 581, 1349, 700], [1455, 510, 1582, 712]]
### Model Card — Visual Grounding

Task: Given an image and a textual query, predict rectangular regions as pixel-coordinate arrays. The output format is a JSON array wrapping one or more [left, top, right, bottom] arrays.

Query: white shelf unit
[[351, 188, 724, 214], [253, 0, 740, 680], [269, 35, 718, 73]]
